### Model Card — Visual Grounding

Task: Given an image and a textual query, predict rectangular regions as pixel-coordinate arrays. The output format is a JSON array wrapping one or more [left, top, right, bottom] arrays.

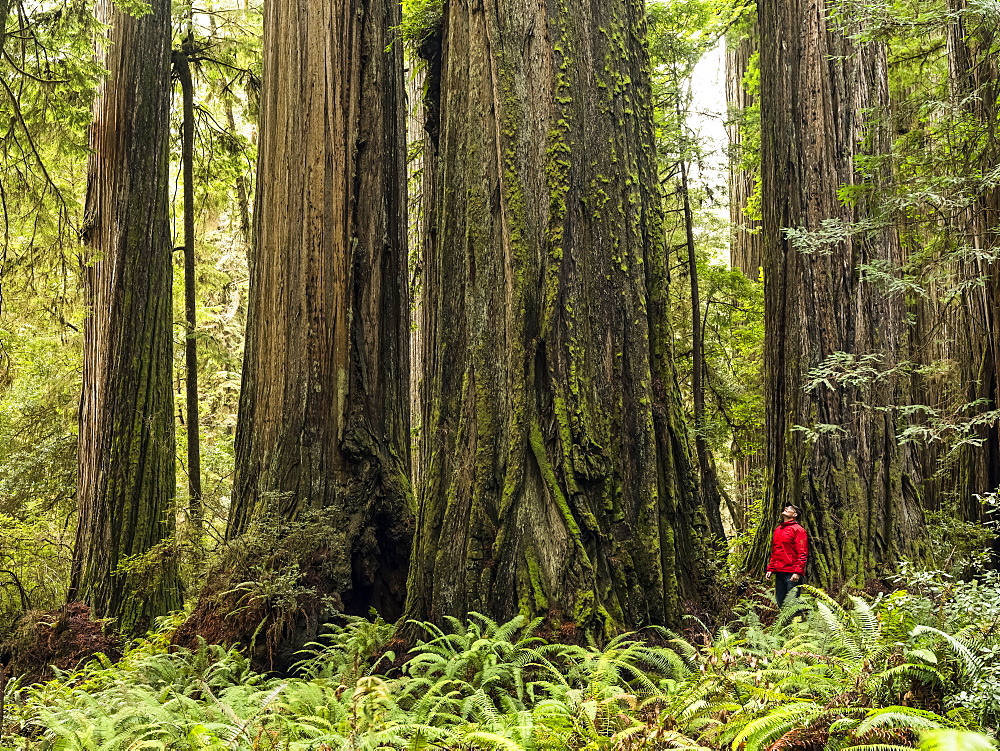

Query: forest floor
[[2, 569, 1000, 750]]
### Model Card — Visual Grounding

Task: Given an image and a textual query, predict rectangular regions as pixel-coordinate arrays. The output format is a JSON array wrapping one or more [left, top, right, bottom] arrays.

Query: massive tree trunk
[[71, 0, 182, 636], [889, 2, 1000, 527], [405, 0, 712, 635], [752, 0, 926, 586], [945, 0, 1000, 519], [225, 0, 411, 623]]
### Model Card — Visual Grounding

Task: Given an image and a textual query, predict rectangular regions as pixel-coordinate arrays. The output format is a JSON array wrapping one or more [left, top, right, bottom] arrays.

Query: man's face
[[781, 505, 798, 521]]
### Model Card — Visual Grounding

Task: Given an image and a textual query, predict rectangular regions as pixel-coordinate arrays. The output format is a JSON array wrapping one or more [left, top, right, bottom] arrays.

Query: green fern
[[919, 729, 998, 751], [854, 706, 949, 735], [292, 614, 396, 683], [910, 625, 985, 681], [729, 700, 825, 751]]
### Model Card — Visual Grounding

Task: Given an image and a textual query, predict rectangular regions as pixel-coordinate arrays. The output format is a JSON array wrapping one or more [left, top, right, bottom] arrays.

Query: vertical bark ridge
[[944, 0, 1000, 518], [406, 0, 711, 635], [752, 0, 926, 586], [228, 0, 411, 620], [72, 0, 182, 636]]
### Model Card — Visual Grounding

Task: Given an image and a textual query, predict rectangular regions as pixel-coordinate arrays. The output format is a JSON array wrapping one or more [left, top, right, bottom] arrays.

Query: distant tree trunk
[[71, 0, 182, 636], [751, 0, 926, 586], [0, 0, 10, 60], [894, 1, 1000, 525], [228, 120, 252, 244], [680, 153, 726, 541], [405, 0, 712, 635], [725, 24, 765, 532], [175, 36, 203, 535], [726, 26, 762, 277], [407, 53, 431, 495], [0, 0, 14, 249], [226, 0, 411, 621], [206, 11, 252, 246]]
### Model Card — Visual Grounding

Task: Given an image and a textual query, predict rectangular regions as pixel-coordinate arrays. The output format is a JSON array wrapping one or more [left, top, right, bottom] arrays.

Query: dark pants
[[774, 572, 801, 607]]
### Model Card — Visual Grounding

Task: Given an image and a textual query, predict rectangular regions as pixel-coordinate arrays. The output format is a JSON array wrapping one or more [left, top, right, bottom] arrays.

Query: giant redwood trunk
[[226, 0, 411, 622], [405, 0, 712, 635], [753, 0, 926, 586], [71, 0, 182, 636], [944, 0, 1000, 519]]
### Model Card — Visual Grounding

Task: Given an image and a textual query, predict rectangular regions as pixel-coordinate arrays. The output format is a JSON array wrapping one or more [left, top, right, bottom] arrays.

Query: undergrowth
[[3, 575, 1000, 750]]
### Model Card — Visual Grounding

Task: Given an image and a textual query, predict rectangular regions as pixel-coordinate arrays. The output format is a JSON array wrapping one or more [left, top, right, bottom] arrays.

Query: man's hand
[[764, 571, 772, 579], [791, 573, 801, 583]]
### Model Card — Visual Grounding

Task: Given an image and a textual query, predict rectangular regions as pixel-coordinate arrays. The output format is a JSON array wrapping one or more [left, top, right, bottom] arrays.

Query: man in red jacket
[[765, 504, 808, 606]]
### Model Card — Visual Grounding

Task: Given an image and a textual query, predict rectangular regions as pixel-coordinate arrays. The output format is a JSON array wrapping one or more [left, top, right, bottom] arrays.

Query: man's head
[[781, 504, 801, 521]]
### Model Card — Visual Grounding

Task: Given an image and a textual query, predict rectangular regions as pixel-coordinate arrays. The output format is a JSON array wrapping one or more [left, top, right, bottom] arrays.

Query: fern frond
[[918, 729, 998, 751], [665, 633, 704, 671], [868, 662, 944, 693], [829, 717, 863, 734], [850, 596, 883, 652], [814, 600, 865, 662], [855, 706, 947, 735], [911, 626, 984, 680], [459, 729, 527, 750], [490, 613, 528, 644], [730, 701, 824, 751]]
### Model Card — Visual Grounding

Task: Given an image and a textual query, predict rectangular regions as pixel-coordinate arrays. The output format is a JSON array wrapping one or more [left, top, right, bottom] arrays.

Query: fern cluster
[[4, 586, 1000, 751]]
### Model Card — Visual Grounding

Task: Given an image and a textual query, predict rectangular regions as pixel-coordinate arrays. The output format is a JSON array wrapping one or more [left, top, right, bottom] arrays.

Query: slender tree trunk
[[225, 101, 252, 244], [0, 0, 13, 251], [175, 36, 203, 534], [71, 0, 182, 635], [206, 11, 253, 245], [751, 0, 926, 586], [405, 0, 712, 634], [0, 662, 6, 732], [226, 0, 411, 620], [0, 0, 10, 64], [406, 54, 431, 495], [680, 154, 726, 541]]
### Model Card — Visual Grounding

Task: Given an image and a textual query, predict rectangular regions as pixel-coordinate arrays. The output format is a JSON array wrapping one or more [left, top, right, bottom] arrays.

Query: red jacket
[[767, 520, 808, 574]]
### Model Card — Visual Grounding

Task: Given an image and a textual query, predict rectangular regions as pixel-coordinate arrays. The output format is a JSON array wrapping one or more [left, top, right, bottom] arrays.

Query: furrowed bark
[[405, 0, 712, 635], [71, 0, 182, 636], [945, 0, 1000, 518], [226, 0, 411, 623], [751, 0, 926, 586]]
